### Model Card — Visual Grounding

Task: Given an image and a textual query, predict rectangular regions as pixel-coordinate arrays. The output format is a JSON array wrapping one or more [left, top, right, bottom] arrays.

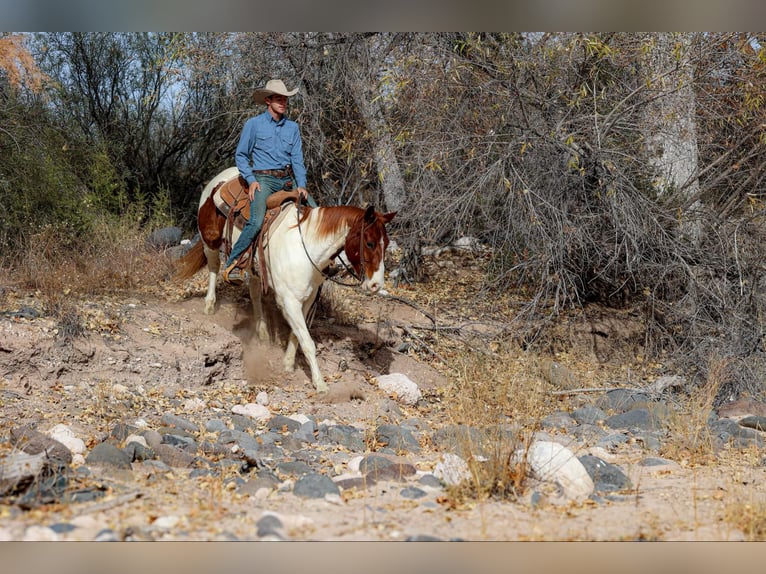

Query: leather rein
[[296, 203, 367, 288]]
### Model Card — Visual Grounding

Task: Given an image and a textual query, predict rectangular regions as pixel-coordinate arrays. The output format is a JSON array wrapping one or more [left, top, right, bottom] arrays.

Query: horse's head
[[344, 206, 397, 293]]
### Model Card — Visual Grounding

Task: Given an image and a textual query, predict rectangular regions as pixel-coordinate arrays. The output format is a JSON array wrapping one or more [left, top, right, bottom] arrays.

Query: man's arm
[[235, 118, 257, 186]]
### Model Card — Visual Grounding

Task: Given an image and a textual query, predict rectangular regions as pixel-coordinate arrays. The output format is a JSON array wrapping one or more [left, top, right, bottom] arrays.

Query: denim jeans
[[225, 174, 318, 268]]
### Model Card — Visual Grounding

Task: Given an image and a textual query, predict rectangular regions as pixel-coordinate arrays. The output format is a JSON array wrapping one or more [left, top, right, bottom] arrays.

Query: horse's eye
[[366, 241, 376, 250]]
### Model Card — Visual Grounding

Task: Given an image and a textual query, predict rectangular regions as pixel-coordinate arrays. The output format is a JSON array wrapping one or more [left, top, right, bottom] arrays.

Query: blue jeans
[[225, 174, 318, 268]]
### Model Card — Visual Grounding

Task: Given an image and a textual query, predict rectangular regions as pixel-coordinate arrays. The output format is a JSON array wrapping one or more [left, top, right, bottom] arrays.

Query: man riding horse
[[222, 79, 319, 284]]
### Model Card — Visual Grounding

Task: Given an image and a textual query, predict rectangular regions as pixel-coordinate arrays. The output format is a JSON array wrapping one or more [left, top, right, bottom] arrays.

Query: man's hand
[[248, 181, 260, 201], [297, 187, 309, 202]]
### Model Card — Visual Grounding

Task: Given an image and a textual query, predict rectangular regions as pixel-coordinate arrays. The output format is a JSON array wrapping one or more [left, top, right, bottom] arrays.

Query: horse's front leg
[[279, 294, 327, 394], [203, 245, 220, 315]]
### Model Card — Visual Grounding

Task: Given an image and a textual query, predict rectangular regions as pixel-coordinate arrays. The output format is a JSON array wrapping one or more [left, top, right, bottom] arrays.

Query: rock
[[400, 486, 427, 499], [256, 391, 269, 406], [738, 415, 766, 432], [539, 359, 579, 390], [571, 406, 607, 425], [268, 415, 303, 434], [205, 419, 227, 433], [604, 408, 659, 431], [323, 424, 365, 452], [293, 473, 340, 499], [0, 452, 48, 496], [578, 455, 631, 493], [160, 413, 199, 433], [433, 453, 471, 486], [146, 226, 183, 249], [232, 403, 271, 422], [522, 440, 594, 501], [277, 461, 313, 477], [541, 411, 577, 430], [85, 443, 132, 469], [256, 513, 284, 538], [153, 444, 195, 468], [376, 373, 422, 406], [375, 424, 421, 453], [10, 426, 72, 465], [47, 424, 86, 456], [596, 389, 651, 413]]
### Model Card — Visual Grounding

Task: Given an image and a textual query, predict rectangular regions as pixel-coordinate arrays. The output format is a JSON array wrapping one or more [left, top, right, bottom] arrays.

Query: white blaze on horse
[[176, 167, 396, 394]]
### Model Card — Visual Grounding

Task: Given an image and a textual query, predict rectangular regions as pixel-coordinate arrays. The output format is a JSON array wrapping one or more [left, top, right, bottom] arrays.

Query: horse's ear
[[381, 211, 397, 224], [363, 205, 375, 221]]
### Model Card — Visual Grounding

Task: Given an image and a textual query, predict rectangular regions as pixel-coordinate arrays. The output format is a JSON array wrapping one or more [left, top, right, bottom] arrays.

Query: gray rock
[[230, 415, 255, 431], [541, 411, 577, 430], [596, 389, 651, 413], [578, 455, 631, 493], [709, 418, 764, 448], [217, 429, 261, 452], [153, 444, 195, 468], [323, 425, 365, 452], [160, 413, 199, 433], [640, 457, 674, 466], [418, 474, 443, 488], [375, 424, 421, 453], [739, 415, 766, 432], [400, 487, 427, 499], [10, 426, 72, 465], [256, 514, 284, 538], [277, 461, 313, 477], [85, 443, 132, 469], [605, 408, 659, 431], [205, 419, 228, 433], [161, 433, 197, 452], [146, 226, 183, 249], [596, 433, 630, 450], [431, 424, 489, 458], [571, 406, 607, 425], [293, 473, 341, 498], [124, 441, 155, 462], [268, 415, 303, 433], [572, 423, 608, 442]]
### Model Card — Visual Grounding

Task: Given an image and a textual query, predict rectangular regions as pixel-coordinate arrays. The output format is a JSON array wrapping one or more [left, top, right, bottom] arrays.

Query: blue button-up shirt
[[235, 110, 308, 189]]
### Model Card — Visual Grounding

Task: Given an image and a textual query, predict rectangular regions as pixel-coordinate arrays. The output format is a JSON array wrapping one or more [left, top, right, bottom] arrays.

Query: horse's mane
[[312, 205, 366, 240]]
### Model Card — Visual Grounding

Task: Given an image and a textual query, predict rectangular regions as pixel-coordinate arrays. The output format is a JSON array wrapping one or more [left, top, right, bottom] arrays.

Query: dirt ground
[[1, 258, 765, 542]]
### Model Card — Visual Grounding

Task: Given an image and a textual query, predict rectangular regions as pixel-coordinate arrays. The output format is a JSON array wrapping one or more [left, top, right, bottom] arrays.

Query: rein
[[296, 203, 366, 288]]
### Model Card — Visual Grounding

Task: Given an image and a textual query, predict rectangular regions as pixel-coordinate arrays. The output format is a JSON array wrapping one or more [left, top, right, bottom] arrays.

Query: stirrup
[[222, 262, 244, 285]]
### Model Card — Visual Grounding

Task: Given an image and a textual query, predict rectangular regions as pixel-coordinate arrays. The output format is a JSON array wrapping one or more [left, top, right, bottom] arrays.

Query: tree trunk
[[640, 32, 701, 240]]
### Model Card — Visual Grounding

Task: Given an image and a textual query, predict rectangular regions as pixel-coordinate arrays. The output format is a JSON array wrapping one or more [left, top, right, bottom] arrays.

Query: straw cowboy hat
[[253, 79, 299, 105]]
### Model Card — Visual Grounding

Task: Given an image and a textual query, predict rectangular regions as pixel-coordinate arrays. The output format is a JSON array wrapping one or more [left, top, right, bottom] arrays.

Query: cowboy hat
[[253, 79, 299, 105]]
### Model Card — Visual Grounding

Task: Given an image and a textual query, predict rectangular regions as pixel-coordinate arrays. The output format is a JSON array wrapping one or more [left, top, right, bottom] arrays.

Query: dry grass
[[439, 342, 558, 503], [3, 219, 177, 338], [660, 356, 726, 467]]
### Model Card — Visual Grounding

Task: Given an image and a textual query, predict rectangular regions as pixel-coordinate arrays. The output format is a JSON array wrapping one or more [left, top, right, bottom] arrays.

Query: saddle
[[212, 175, 302, 282]]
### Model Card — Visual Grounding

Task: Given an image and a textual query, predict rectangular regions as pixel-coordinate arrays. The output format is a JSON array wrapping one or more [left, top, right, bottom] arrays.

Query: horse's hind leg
[[203, 245, 220, 315]]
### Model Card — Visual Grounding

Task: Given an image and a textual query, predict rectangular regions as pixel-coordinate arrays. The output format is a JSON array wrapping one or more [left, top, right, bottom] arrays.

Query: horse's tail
[[174, 240, 207, 282]]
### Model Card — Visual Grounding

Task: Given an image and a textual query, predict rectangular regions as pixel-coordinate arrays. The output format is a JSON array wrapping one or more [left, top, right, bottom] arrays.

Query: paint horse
[[176, 167, 396, 393]]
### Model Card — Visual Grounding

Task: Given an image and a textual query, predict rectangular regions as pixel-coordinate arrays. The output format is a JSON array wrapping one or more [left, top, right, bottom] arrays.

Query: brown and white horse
[[176, 167, 396, 393]]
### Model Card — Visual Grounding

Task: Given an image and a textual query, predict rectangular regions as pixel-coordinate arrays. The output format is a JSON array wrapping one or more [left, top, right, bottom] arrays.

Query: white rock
[[125, 434, 149, 448], [256, 391, 269, 406], [347, 455, 364, 473], [521, 440, 594, 501], [232, 403, 270, 421], [111, 383, 130, 397], [133, 418, 149, 429], [183, 397, 206, 413], [72, 454, 86, 466], [47, 424, 86, 455], [153, 515, 180, 530], [376, 373, 422, 406], [288, 414, 311, 425], [433, 453, 471, 486], [23, 526, 60, 541]]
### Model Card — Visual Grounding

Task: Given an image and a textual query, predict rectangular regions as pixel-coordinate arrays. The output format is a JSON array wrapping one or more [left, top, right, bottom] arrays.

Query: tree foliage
[[1, 32, 766, 401]]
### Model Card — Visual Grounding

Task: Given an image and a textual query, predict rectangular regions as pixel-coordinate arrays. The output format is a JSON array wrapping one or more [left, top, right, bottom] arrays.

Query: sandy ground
[[1, 276, 765, 542]]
